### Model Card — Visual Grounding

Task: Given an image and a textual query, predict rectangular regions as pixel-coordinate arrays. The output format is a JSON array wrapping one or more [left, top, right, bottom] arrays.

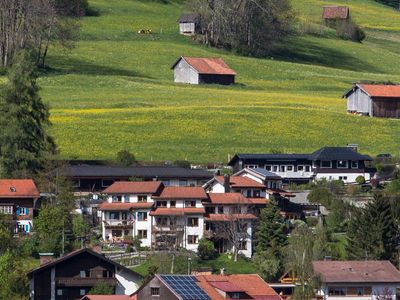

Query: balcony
[[56, 277, 116, 287], [152, 225, 184, 233], [104, 220, 134, 229], [273, 171, 314, 179]]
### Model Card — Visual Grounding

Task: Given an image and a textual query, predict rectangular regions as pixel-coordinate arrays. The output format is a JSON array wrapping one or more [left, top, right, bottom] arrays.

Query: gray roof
[[178, 13, 198, 23], [251, 168, 281, 179], [61, 165, 213, 179]]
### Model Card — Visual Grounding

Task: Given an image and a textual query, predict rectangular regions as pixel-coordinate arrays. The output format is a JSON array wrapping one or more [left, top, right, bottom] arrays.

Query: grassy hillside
[[7, 0, 400, 162]]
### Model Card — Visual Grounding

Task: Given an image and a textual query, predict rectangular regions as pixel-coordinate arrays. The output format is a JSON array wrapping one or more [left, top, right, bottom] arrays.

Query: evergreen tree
[[346, 194, 398, 264], [0, 51, 55, 178]]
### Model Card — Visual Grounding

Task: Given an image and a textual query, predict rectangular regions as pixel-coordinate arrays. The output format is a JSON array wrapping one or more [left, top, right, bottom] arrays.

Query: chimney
[[223, 175, 230, 193], [39, 253, 55, 265], [220, 268, 225, 275]]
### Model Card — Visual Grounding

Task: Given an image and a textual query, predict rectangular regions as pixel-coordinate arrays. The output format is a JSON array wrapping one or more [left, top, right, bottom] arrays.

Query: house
[[27, 248, 142, 300], [343, 83, 400, 118], [171, 57, 236, 85], [228, 147, 374, 184], [178, 13, 198, 35], [60, 164, 213, 194], [99, 182, 207, 252], [0, 179, 40, 234], [322, 6, 349, 22], [134, 274, 282, 300], [312, 260, 400, 300]]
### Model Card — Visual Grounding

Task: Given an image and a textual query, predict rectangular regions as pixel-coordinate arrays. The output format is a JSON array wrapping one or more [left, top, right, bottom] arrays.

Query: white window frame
[[188, 235, 199, 244], [351, 161, 359, 169], [297, 165, 304, 171], [245, 164, 258, 169], [151, 287, 160, 296], [286, 165, 294, 171], [272, 165, 279, 172], [80, 289, 86, 296], [137, 212, 147, 221], [321, 161, 332, 168], [305, 165, 311, 172]]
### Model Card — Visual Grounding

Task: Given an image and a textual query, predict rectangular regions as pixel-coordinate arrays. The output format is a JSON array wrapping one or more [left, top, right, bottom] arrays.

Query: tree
[[346, 194, 398, 264], [115, 150, 136, 167], [0, 51, 55, 177], [355, 175, 366, 185], [73, 215, 89, 248], [188, 0, 295, 56], [198, 238, 216, 260], [88, 281, 114, 295], [0, 250, 29, 298]]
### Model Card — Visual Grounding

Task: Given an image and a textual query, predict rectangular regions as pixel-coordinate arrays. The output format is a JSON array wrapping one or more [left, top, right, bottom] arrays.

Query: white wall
[[179, 22, 195, 34], [174, 59, 199, 84], [318, 283, 399, 300], [315, 172, 371, 183], [115, 269, 141, 295]]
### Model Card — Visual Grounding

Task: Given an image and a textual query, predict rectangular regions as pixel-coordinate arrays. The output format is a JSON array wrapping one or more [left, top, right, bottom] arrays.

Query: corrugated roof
[[172, 57, 236, 75], [103, 181, 162, 194], [178, 13, 198, 23], [322, 6, 349, 19], [0, 179, 39, 198], [154, 186, 208, 199], [99, 202, 154, 211], [312, 260, 400, 283], [359, 84, 400, 98]]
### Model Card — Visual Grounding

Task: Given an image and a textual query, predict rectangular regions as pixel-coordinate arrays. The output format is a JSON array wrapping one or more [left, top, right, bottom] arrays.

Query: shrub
[[308, 187, 332, 208], [356, 176, 366, 185], [88, 281, 114, 295], [173, 160, 191, 169], [115, 150, 136, 166], [198, 238, 216, 260]]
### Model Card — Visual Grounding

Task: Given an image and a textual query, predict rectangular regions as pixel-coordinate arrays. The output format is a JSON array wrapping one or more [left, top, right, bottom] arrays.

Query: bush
[[115, 150, 136, 166], [308, 187, 332, 208], [355, 176, 366, 185], [173, 160, 191, 169], [88, 281, 114, 295], [198, 238, 216, 260]]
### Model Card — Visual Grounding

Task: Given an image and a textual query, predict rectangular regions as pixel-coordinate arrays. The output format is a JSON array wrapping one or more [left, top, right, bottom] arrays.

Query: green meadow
[[5, 0, 400, 162]]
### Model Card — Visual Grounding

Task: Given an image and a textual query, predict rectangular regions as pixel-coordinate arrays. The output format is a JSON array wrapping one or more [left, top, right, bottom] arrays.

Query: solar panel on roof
[[160, 275, 211, 300]]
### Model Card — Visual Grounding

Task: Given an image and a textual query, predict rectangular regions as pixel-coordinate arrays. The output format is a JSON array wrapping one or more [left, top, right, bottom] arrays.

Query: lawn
[[4, 0, 400, 162]]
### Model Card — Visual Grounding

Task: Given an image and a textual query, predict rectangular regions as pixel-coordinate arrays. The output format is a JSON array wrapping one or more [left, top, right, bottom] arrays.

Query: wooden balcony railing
[[56, 277, 116, 287]]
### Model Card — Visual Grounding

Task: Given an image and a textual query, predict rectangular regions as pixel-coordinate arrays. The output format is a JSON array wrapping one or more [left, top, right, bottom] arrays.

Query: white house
[[178, 13, 198, 35], [313, 260, 400, 300]]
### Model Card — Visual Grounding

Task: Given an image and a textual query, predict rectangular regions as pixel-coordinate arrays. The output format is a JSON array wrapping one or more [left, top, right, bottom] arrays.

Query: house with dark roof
[[312, 260, 400, 300], [171, 57, 236, 85], [178, 13, 199, 35], [60, 164, 213, 194], [228, 147, 374, 184], [27, 248, 142, 300], [343, 83, 400, 118], [0, 179, 40, 234], [133, 274, 282, 300]]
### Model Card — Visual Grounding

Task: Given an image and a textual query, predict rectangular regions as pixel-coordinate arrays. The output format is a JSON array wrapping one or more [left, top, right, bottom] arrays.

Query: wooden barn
[[343, 83, 400, 118], [171, 56, 236, 85], [178, 13, 198, 35], [322, 6, 349, 25]]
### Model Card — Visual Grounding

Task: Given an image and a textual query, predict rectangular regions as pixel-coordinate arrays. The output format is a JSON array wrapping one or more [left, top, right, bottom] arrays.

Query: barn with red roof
[[343, 83, 400, 118], [171, 57, 236, 85]]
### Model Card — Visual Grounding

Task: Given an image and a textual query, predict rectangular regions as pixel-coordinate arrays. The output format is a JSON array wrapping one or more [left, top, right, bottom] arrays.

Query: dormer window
[[10, 187, 16, 192], [321, 161, 332, 168], [230, 292, 241, 299], [337, 160, 348, 168], [351, 161, 359, 169]]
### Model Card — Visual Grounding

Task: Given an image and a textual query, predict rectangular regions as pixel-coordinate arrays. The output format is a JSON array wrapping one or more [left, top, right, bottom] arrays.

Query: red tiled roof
[[181, 57, 236, 75], [312, 260, 400, 283], [154, 186, 208, 199], [197, 274, 282, 300], [210, 281, 245, 292], [205, 213, 257, 221], [80, 296, 132, 300], [0, 179, 39, 198], [215, 176, 265, 188], [207, 193, 250, 205], [322, 6, 349, 19], [359, 84, 400, 98], [248, 198, 268, 204], [149, 207, 205, 216], [103, 181, 162, 194], [99, 202, 154, 211]]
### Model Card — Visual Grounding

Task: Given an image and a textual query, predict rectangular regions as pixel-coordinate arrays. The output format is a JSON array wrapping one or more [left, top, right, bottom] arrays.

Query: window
[[112, 230, 122, 237], [287, 165, 294, 171], [137, 212, 147, 221], [151, 287, 160, 296], [112, 196, 121, 203], [238, 240, 247, 250], [231, 292, 241, 299], [80, 270, 86, 278], [351, 161, 359, 169], [162, 180, 170, 186], [185, 201, 196, 207], [102, 179, 114, 187], [245, 164, 258, 169], [297, 165, 304, 171], [265, 165, 272, 171], [253, 190, 260, 197], [170, 201, 176, 207], [0, 206, 13, 214], [80, 289, 86, 296], [103, 270, 110, 278], [337, 160, 348, 168], [218, 206, 224, 214], [121, 212, 127, 220], [124, 195, 130, 202], [110, 212, 120, 220], [321, 161, 332, 168], [280, 165, 285, 172], [156, 217, 167, 226], [246, 190, 252, 197], [328, 288, 346, 296], [206, 207, 215, 214], [156, 201, 167, 207], [272, 165, 279, 172], [57, 289, 63, 296], [305, 165, 311, 172], [72, 179, 80, 188], [187, 217, 199, 227], [138, 195, 147, 202], [138, 230, 147, 239], [188, 235, 199, 244], [179, 180, 188, 186], [20, 207, 29, 215]]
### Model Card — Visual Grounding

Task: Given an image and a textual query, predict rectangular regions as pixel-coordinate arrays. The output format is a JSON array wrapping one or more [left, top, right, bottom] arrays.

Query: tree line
[[0, 0, 86, 68]]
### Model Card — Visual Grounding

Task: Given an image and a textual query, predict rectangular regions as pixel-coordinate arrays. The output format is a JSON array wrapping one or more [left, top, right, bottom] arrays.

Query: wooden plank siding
[[372, 98, 400, 118]]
